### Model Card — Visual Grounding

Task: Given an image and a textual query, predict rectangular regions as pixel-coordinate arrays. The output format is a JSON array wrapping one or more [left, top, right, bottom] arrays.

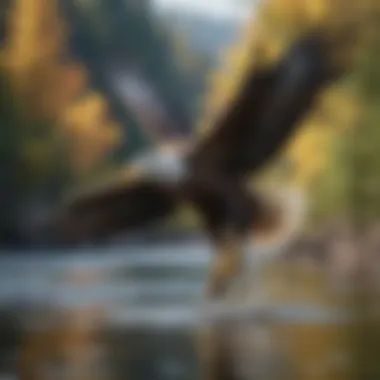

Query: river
[[0, 238, 378, 380]]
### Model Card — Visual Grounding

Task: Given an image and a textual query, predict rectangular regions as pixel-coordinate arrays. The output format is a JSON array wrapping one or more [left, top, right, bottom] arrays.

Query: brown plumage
[[51, 30, 343, 295]]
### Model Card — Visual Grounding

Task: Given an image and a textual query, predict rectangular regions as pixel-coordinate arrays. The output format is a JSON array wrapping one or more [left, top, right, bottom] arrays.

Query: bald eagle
[[51, 30, 343, 297]]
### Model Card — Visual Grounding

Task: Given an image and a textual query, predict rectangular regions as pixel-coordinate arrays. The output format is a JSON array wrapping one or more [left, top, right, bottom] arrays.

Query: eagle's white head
[[130, 139, 192, 184]]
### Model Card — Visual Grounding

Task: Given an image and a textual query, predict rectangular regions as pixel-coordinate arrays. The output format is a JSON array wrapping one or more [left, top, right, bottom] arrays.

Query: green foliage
[[308, 131, 353, 225], [309, 15, 380, 227], [0, 67, 70, 244], [0, 67, 22, 187], [0, 70, 37, 241], [341, 18, 380, 227], [0, 0, 11, 45]]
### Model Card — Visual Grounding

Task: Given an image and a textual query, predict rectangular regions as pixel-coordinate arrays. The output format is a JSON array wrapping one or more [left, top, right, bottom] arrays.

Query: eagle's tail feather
[[249, 187, 306, 250]]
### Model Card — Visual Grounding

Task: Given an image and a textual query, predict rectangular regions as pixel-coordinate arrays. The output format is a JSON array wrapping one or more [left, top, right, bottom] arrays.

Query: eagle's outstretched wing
[[51, 176, 179, 243], [49, 140, 192, 243], [188, 31, 337, 180], [181, 31, 340, 246]]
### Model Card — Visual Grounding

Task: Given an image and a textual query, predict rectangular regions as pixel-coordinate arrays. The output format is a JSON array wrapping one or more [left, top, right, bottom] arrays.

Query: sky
[[153, 0, 255, 20]]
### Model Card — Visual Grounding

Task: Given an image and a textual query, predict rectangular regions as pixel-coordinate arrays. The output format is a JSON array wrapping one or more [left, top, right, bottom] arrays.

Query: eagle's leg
[[185, 177, 250, 380], [197, 230, 246, 380], [207, 232, 245, 299], [182, 176, 251, 298]]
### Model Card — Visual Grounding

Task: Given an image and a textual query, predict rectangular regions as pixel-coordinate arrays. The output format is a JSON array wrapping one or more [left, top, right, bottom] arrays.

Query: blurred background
[[0, 0, 380, 379]]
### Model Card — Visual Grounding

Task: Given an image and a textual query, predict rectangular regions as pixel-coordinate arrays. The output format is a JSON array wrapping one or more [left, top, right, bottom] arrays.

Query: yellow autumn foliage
[[3, 0, 123, 178], [61, 92, 108, 131], [287, 124, 329, 185]]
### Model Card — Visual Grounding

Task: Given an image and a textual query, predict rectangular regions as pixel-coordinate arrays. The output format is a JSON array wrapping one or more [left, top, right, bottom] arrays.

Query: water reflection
[[0, 238, 378, 380]]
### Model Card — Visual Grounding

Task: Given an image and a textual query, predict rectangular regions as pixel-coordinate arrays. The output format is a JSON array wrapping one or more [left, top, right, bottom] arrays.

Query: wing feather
[[52, 175, 179, 242], [189, 31, 337, 180], [188, 66, 277, 177]]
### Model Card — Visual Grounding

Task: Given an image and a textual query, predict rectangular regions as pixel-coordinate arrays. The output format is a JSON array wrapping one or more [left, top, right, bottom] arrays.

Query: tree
[[0, 66, 27, 244], [0, 0, 131, 245], [60, 0, 149, 161], [4, 0, 123, 182]]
